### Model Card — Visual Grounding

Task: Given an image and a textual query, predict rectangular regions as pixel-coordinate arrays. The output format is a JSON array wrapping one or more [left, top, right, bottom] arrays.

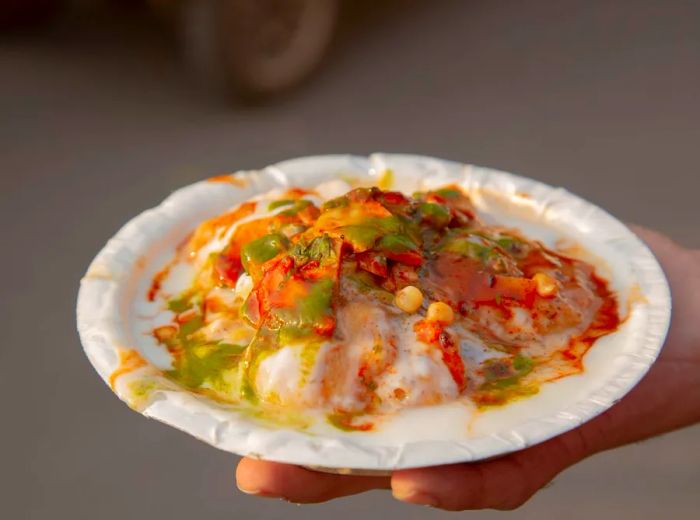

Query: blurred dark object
[[0, 0, 63, 30], [174, 0, 340, 102], [3, 0, 340, 102]]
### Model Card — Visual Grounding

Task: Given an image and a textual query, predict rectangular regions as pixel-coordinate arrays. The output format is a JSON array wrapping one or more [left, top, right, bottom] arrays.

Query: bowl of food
[[77, 153, 670, 474]]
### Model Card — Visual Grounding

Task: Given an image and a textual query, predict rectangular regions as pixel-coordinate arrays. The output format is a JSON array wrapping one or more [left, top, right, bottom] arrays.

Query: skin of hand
[[235, 226, 700, 510]]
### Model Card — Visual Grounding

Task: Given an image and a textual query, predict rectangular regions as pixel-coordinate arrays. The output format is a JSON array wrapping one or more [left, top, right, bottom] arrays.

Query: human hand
[[235, 227, 700, 510]]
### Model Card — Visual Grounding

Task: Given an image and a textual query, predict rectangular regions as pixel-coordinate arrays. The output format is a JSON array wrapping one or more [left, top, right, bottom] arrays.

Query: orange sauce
[[147, 266, 169, 301], [207, 174, 250, 187], [109, 349, 148, 389]]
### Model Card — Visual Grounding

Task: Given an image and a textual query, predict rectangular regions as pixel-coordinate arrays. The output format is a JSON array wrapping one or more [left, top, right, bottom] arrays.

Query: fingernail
[[392, 488, 439, 507], [236, 483, 263, 496]]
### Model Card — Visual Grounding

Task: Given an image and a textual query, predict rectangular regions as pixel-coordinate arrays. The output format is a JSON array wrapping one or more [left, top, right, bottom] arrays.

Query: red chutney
[[422, 254, 538, 308], [147, 268, 168, 302], [414, 319, 467, 391], [147, 201, 257, 301], [558, 271, 621, 369], [146, 184, 622, 428]]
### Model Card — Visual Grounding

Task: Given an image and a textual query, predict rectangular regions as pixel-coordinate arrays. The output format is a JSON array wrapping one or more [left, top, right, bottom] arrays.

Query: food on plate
[[144, 181, 620, 431]]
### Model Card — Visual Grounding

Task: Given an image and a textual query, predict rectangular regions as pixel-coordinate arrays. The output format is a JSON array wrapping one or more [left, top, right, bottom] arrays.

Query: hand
[[235, 227, 700, 510]]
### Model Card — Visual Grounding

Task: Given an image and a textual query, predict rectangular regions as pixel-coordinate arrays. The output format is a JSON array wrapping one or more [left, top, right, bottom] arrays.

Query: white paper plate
[[77, 153, 671, 472]]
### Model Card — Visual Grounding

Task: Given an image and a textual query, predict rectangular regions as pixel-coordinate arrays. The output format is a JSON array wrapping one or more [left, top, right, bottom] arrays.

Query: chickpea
[[395, 285, 423, 313], [426, 301, 454, 324], [533, 272, 558, 298]]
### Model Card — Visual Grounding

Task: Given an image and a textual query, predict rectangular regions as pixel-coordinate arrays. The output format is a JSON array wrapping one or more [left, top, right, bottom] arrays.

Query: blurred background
[[2, 0, 699, 518]]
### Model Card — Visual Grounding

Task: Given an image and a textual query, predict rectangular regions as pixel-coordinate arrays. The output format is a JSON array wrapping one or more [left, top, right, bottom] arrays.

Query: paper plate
[[77, 153, 671, 472]]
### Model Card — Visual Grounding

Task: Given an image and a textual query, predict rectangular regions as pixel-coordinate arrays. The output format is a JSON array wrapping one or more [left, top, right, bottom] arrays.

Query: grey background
[[2, 1, 699, 519]]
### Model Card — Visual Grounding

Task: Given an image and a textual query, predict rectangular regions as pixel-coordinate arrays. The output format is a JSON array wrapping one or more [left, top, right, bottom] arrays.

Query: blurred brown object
[[2, 0, 340, 101], [176, 0, 340, 101]]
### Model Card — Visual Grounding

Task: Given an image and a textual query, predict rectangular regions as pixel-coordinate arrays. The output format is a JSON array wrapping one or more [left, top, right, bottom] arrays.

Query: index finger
[[236, 457, 391, 503]]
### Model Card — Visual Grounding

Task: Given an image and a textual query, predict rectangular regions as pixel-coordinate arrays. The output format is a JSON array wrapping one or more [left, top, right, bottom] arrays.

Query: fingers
[[236, 457, 390, 503], [392, 430, 589, 510], [235, 422, 593, 509]]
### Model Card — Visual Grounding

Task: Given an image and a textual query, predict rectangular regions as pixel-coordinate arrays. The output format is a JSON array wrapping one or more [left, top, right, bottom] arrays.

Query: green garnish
[[435, 188, 461, 198], [268, 199, 295, 211], [279, 199, 313, 216], [166, 342, 245, 389], [322, 196, 349, 210], [480, 354, 534, 390], [418, 202, 451, 228], [337, 225, 382, 250], [299, 341, 322, 385], [377, 233, 419, 254], [167, 294, 192, 313], [441, 236, 492, 258], [326, 412, 372, 432], [291, 234, 337, 265], [178, 315, 205, 338], [495, 235, 526, 255], [296, 278, 334, 328], [241, 233, 289, 272]]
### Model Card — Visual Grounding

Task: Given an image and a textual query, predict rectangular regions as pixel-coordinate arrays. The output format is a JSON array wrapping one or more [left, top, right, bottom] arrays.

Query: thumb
[[392, 428, 591, 510]]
